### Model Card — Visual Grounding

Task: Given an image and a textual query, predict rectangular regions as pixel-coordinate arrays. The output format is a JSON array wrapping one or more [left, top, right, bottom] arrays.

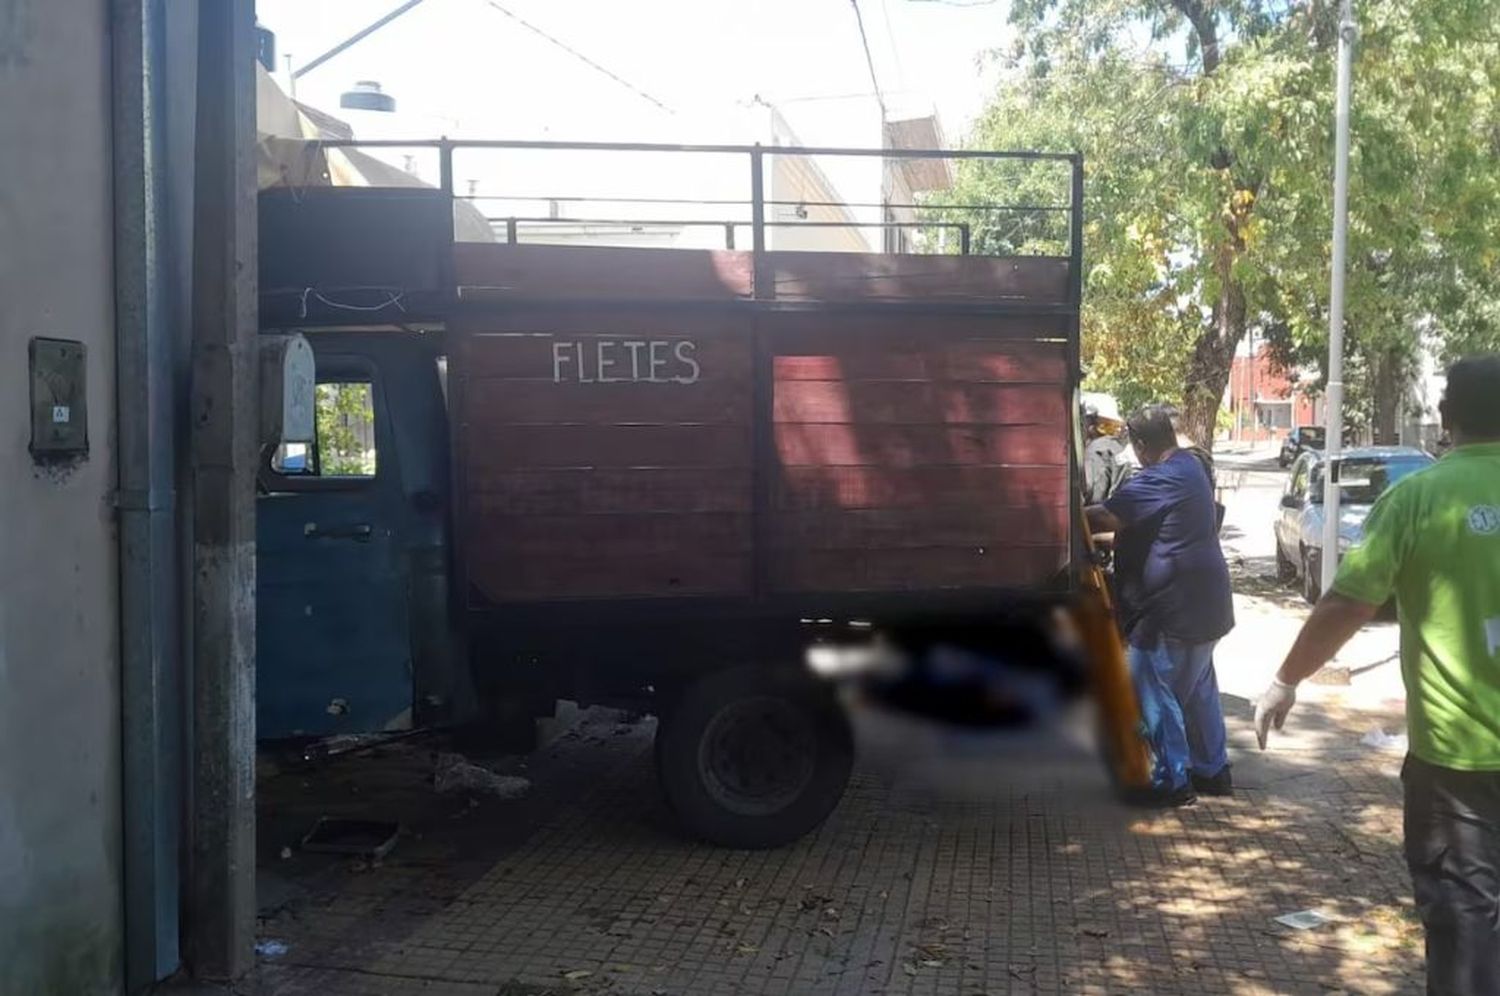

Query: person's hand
[[1254, 678, 1298, 749]]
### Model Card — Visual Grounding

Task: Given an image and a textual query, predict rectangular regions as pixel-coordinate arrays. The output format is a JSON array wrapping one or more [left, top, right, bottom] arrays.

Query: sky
[[255, 0, 1016, 147]]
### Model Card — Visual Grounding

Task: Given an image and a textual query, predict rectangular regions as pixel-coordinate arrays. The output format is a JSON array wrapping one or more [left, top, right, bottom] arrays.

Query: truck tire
[[655, 666, 853, 849]]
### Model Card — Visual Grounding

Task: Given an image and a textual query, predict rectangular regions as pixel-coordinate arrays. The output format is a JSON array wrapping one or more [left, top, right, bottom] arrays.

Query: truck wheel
[[655, 667, 853, 849]]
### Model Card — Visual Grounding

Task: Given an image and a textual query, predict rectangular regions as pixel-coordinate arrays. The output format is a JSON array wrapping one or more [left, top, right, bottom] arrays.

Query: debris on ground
[[255, 939, 289, 959], [1361, 727, 1409, 752], [433, 752, 531, 798], [1275, 909, 1335, 931], [300, 817, 400, 859]]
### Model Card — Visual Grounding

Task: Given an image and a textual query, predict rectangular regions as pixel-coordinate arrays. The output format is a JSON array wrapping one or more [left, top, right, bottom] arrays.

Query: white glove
[[1254, 679, 1297, 749]]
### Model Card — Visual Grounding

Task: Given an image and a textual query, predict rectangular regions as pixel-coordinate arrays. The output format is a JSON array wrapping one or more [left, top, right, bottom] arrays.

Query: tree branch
[[1168, 0, 1221, 75]]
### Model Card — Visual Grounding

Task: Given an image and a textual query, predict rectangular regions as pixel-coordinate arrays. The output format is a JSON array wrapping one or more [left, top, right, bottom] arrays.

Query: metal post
[[438, 138, 454, 200], [1321, 0, 1356, 595], [187, 0, 258, 979], [505, 217, 518, 244], [750, 146, 768, 299], [959, 223, 971, 256], [114, 0, 182, 987], [1067, 156, 1085, 309], [724, 223, 736, 250]]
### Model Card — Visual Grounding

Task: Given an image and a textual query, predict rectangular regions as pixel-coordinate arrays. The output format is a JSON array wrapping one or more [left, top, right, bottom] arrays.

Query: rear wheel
[[655, 667, 853, 849]]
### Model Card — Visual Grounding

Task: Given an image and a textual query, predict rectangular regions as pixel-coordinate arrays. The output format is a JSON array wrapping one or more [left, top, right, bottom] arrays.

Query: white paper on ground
[[1274, 910, 1334, 931], [1361, 727, 1409, 752]]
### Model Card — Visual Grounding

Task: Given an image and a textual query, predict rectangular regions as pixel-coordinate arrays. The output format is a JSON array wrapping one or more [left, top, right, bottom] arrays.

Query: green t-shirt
[[1333, 442, 1500, 770]]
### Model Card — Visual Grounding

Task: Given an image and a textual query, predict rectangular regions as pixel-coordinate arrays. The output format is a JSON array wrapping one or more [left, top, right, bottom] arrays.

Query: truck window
[[272, 380, 378, 478]]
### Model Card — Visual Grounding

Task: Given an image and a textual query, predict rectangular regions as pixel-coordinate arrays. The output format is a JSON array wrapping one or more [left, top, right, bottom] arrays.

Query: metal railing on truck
[[258, 138, 1084, 311]]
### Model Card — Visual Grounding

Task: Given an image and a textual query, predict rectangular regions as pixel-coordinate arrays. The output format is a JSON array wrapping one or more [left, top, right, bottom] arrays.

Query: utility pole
[[1320, 0, 1356, 595], [187, 0, 259, 978]]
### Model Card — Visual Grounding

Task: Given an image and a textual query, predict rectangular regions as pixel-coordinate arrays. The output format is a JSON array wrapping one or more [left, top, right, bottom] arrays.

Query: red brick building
[[1225, 343, 1320, 442]]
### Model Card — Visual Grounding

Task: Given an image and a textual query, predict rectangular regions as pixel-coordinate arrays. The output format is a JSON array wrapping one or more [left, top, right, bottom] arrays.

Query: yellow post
[[1073, 518, 1152, 789]]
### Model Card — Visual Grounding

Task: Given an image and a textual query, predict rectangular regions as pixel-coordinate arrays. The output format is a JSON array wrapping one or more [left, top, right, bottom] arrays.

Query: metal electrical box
[[29, 337, 88, 457]]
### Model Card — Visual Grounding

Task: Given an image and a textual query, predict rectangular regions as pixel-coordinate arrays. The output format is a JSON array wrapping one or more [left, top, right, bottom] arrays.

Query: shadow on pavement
[[248, 694, 1422, 996]]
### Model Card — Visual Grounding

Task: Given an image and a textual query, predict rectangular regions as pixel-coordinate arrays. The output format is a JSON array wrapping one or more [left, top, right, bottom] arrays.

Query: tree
[[951, 0, 1500, 444], [315, 382, 376, 476]]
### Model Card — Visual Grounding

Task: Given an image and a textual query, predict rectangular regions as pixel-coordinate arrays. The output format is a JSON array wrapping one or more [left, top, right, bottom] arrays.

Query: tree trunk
[[1372, 345, 1403, 445], [1179, 248, 1247, 448]]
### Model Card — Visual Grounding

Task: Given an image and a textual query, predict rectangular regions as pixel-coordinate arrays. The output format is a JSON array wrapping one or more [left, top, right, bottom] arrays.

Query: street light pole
[[1320, 0, 1356, 595]]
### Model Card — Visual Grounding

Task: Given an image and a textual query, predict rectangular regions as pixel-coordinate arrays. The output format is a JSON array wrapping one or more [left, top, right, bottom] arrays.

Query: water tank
[[340, 81, 396, 113]]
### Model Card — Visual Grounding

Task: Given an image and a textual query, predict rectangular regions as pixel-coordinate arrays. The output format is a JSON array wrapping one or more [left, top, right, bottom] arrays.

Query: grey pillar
[[186, 0, 258, 979]]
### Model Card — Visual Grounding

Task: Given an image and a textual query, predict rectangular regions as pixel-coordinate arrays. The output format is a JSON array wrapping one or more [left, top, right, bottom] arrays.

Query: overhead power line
[[848, 0, 889, 122], [293, 0, 429, 80], [477, 0, 675, 115]]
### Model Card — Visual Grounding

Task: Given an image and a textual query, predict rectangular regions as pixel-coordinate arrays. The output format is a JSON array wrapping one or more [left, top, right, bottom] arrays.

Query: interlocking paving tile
[[254, 706, 1423, 996]]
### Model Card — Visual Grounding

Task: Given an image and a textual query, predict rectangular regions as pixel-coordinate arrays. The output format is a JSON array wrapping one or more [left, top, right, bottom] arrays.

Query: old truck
[[255, 140, 1127, 848]]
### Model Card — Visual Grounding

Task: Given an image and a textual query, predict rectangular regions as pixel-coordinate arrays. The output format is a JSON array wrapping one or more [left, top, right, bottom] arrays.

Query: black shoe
[[1120, 784, 1197, 809], [1191, 766, 1233, 797]]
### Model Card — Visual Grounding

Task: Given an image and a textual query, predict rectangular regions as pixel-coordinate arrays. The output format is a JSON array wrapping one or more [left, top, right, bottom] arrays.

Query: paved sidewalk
[[246, 445, 1425, 996], [251, 698, 1422, 996]]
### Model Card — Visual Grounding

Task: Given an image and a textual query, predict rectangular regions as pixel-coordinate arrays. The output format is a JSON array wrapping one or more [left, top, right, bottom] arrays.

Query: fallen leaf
[[735, 944, 758, 955], [561, 968, 593, 981], [902, 962, 919, 977], [1081, 928, 1109, 938]]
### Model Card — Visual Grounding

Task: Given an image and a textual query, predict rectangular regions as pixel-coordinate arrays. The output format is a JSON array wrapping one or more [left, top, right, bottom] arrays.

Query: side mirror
[[1280, 494, 1301, 510]]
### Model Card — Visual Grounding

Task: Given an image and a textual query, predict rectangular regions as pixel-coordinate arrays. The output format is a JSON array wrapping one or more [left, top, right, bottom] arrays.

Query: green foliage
[[316, 382, 377, 476], [950, 0, 1500, 438]]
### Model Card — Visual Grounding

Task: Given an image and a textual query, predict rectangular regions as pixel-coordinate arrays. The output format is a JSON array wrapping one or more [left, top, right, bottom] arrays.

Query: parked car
[[1273, 446, 1435, 602], [1278, 425, 1326, 467]]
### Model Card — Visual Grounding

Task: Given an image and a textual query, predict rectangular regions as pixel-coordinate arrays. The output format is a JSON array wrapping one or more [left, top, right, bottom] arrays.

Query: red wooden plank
[[462, 328, 752, 380], [469, 548, 753, 600], [475, 512, 751, 557], [769, 544, 1069, 593], [454, 243, 754, 301], [766, 310, 1070, 341], [766, 251, 1071, 304], [772, 343, 1068, 383], [466, 424, 753, 470], [773, 381, 1065, 426], [773, 423, 1067, 468], [468, 468, 754, 514], [467, 379, 752, 426], [453, 244, 1073, 306], [767, 505, 1068, 551], [773, 465, 1068, 510]]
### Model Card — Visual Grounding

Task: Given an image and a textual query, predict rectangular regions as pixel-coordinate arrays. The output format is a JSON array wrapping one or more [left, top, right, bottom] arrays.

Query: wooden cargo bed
[[449, 243, 1076, 611]]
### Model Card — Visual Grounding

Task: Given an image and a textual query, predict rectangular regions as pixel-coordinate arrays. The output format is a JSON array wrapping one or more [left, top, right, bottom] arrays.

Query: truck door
[[256, 351, 413, 738]]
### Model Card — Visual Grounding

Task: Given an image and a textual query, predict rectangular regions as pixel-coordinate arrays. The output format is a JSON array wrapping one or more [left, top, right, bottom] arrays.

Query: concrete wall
[[0, 1, 124, 993]]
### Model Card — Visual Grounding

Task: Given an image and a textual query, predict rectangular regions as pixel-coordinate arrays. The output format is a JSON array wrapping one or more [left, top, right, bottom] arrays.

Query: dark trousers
[[1403, 755, 1500, 995]]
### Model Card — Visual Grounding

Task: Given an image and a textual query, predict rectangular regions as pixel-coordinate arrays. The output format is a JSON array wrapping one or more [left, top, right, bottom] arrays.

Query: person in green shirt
[[1255, 354, 1500, 995]]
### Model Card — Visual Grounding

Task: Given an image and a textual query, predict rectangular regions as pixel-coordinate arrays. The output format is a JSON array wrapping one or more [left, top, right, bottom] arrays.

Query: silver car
[[1273, 446, 1435, 602]]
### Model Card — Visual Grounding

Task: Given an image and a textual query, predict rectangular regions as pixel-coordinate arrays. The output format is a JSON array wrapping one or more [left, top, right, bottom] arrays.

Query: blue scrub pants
[[1126, 637, 1229, 792]]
